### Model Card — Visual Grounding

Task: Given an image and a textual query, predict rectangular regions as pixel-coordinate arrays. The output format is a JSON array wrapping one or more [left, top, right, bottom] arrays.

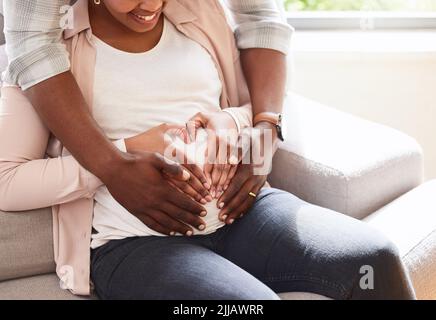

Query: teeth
[[133, 13, 156, 21]]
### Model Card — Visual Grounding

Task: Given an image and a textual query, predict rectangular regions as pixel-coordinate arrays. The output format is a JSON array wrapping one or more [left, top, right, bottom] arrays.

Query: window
[[283, 0, 436, 30], [284, 0, 436, 12]]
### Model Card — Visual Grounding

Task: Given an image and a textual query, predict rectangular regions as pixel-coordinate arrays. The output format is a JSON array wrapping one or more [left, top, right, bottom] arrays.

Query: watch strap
[[253, 112, 280, 127]]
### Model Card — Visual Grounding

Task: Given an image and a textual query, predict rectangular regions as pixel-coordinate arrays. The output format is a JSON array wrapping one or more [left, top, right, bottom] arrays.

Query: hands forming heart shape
[[123, 111, 275, 235]]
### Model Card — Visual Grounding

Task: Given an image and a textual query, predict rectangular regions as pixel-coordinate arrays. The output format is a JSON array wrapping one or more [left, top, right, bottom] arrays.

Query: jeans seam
[[262, 274, 348, 299]]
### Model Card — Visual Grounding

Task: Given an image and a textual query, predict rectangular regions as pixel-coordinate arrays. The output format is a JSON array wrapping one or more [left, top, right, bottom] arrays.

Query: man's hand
[[103, 151, 208, 236], [216, 163, 266, 224], [217, 122, 279, 224]]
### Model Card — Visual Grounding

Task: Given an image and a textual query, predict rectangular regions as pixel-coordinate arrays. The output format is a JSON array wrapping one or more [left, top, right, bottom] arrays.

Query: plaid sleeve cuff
[[3, 43, 71, 90], [235, 20, 293, 55]]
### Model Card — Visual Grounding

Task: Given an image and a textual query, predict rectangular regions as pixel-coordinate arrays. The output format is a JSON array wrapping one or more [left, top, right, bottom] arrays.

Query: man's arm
[[224, 0, 292, 123], [25, 71, 124, 177], [216, 0, 292, 221], [3, 0, 118, 174], [240, 49, 287, 119]]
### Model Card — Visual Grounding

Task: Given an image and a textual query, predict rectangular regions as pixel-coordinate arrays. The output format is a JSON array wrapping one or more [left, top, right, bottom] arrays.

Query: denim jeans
[[90, 188, 416, 300]]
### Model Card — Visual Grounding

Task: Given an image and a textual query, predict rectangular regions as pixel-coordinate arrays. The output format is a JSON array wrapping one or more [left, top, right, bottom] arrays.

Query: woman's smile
[[128, 9, 161, 27]]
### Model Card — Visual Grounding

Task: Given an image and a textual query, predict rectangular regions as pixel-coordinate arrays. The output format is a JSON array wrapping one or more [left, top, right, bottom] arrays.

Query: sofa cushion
[[365, 180, 436, 299], [0, 207, 55, 281], [269, 93, 424, 220]]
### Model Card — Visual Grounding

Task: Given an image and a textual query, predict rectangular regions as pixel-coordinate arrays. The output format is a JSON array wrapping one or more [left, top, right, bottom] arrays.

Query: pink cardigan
[[0, 0, 252, 295]]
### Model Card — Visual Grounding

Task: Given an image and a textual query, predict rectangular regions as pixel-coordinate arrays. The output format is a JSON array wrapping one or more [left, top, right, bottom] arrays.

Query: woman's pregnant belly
[[91, 129, 225, 248]]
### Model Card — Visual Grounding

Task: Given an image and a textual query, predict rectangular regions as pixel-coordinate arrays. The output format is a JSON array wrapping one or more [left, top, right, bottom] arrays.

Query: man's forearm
[[240, 48, 287, 117], [25, 71, 124, 178]]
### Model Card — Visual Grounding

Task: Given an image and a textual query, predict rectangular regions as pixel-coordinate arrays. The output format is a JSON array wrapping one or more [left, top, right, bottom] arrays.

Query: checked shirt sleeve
[[2, 0, 71, 90]]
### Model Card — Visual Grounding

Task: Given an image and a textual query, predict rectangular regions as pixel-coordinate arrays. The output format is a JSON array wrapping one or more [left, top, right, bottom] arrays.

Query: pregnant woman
[[0, 0, 415, 299]]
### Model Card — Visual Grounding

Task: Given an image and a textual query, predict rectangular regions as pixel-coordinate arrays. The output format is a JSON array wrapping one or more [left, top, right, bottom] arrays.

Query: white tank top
[[91, 17, 225, 249]]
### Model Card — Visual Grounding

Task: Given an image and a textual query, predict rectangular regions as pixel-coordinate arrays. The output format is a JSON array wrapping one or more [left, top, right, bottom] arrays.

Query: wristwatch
[[253, 112, 286, 142]]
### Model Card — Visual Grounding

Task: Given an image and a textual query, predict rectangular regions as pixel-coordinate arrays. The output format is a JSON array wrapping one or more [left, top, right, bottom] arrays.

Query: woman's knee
[[347, 230, 415, 299], [353, 227, 400, 263]]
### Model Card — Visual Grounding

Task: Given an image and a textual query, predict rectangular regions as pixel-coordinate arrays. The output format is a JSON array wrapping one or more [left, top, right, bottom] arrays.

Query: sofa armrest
[[268, 93, 423, 220], [364, 180, 436, 299]]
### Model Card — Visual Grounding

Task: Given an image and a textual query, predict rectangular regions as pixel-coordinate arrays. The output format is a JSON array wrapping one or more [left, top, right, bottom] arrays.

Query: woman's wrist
[[124, 137, 137, 153], [221, 109, 241, 134], [125, 135, 155, 153]]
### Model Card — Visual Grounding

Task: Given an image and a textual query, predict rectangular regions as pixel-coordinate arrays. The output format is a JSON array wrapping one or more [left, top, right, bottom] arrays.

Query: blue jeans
[[90, 188, 416, 300]]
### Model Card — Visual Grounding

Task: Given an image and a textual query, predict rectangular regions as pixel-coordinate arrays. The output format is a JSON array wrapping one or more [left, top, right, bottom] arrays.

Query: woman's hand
[[217, 122, 279, 224], [125, 123, 211, 204], [186, 111, 239, 199]]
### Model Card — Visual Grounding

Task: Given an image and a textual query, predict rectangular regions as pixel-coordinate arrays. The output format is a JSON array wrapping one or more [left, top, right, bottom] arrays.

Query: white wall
[[291, 31, 436, 181]]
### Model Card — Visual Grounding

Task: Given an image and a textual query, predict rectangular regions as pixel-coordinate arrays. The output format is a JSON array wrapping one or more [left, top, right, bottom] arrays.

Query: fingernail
[[218, 202, 225, 209], [224, 185, 228, 191], [228, 219, 235, 225], [200, 211, 207, 217], [200, 198, 207, 204], [186, 230, 193, 236], [182, 170, 190, 181], [198, 224, 206, 231], [211, 189, 216, 198], [217, 191, 223, 199], [221, 214, 228, 221], [204, 183, 211, 190], [170, 231, 176, 236], [205, 195, 213, 202]]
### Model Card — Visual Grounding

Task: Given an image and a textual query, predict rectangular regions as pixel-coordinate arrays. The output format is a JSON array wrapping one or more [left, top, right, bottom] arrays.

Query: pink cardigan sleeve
[[0, 86, 103, 212]]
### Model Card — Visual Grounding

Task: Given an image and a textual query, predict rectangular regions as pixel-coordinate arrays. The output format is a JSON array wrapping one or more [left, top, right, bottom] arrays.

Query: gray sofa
[[1, 15, 436, 300]]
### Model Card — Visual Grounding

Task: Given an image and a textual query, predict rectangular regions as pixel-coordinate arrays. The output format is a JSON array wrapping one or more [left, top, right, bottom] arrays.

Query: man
[[2, 0, 292, 232]]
